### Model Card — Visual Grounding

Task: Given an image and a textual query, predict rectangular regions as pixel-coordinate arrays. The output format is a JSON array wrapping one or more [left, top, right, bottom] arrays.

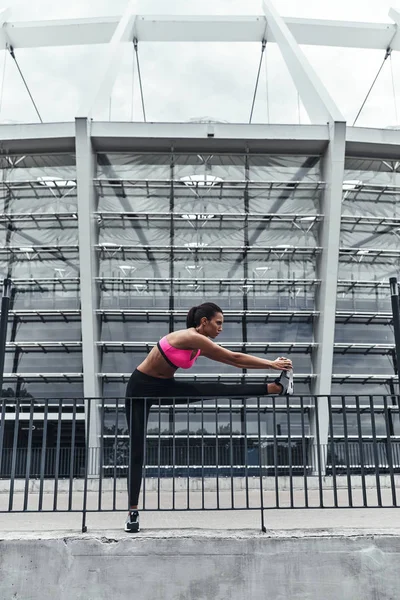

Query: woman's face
[[202, 312, 224, 339]]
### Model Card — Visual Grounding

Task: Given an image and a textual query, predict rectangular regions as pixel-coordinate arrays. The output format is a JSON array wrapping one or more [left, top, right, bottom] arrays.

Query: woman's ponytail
[[186, 306, 198, 328]]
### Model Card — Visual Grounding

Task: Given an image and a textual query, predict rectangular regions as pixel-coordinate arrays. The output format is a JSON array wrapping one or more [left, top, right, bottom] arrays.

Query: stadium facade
[[1, 3, 400, 471]]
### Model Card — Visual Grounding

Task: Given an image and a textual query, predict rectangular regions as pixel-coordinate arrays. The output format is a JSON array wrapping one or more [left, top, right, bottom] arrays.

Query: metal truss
[[97, 309, 318, 323], [337, 279, 391, 291], [0, 244, 78, 257], [9, 309, 81, 322], [339, 248, 400, 262], [2, 373, 82, 382], [96, 277, 321, 292], [96, 244, 321, 257], [331, 374, 398, 384], [96, 212, 322, 229], [0, 213, 78, 225], [341, 182, 400, 200], [334, 343, 395, 355], [341, 216, 400, 228], [5, 341, 82, 352], [335, 311, 392, 325], [8, 277, 80, 289], [95, 179, 324, 193], [0, 179, 77, 199]]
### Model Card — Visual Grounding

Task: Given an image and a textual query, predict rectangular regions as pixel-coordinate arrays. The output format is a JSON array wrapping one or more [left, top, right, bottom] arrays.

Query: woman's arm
[[201, 348, 291, 370], [183, 332, 291, 371]]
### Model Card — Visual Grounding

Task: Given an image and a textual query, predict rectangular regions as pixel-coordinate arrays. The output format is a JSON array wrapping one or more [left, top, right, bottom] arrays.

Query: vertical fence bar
[[369, 395, 382, 507], [300, 396, 308, 508], [142, 398, 148, 511], [98, 398, 105, 512], [68, 399, 77, 511], [201, 398, 205, 510], [187, 399, 190, 510], [229, 397, 234, 509], [157, 399, 161, 511], [112, 399, 119, 512], [215, 400, 220, 510], [314, 396, 324, 508], [257, 396, 266, 532], [341, 396, 352, 507], [171, 399, 176, 510], [0, 398, 6, 477], [82, 398, 91, 533], [39, 400, 49, 511], [389, 277, 400, 393], [23, 400, 34, 511], [127, 397, 132, 511], [9, 398, 20, 511], [272, 396, 279, 508], [355, 396, 367, 507], [0, 279, 11, 396], [383, 394, 397, 506], [243, 401, 249, 509], [327, 397, 338, 507], [53, 400, 62, 511], [286, 396, 294, 508]]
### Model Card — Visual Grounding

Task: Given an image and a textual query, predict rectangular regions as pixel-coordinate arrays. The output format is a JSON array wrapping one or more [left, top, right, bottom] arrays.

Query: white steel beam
[[313, 122, 346, 391], [77, 0, 138, 118], [310, 121, 346, 473], [262, 0, 344, 124], [1, 15, 400, 50], [75, 117, 101, 466]]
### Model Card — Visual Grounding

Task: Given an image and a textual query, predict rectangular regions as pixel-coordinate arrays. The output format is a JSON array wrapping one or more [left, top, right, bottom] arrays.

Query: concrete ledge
[[1, 474, 398, 493], [1, 529, 400, 600]]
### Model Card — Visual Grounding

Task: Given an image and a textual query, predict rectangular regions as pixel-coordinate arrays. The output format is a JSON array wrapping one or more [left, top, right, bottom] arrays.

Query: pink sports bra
[[157, 336, 201, 370]]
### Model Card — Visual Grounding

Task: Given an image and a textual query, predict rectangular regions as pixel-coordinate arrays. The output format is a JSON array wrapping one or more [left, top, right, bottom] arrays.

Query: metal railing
[[0, 394, 400, 532]]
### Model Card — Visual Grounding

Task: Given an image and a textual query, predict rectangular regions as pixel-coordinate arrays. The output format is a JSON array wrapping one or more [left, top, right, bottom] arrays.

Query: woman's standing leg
[[125, 396, 152, 509]]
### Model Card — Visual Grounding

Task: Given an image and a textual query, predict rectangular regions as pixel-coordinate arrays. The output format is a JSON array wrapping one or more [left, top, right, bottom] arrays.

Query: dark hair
[[186, 302, 223, 329]]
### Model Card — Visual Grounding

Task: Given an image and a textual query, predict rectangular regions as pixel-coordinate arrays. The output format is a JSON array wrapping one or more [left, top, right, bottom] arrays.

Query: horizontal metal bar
[[96, 245, 322, 254], [94, 178, 325, 188]]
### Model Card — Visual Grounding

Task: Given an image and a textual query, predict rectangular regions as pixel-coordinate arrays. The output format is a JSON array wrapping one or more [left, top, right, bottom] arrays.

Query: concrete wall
[[1, 530, 399, 600]]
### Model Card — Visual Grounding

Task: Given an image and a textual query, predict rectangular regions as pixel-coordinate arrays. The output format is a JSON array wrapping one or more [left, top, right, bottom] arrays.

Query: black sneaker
[[275, 369, 294, 395], [125, 510, 140, 533]]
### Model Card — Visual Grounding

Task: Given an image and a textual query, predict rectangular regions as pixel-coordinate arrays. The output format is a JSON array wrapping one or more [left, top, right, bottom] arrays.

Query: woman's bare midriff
[[136, 345, 177, 379]]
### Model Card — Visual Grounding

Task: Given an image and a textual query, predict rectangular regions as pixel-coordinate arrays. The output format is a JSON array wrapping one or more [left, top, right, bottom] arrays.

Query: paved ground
[[0, 488, 399, 534]]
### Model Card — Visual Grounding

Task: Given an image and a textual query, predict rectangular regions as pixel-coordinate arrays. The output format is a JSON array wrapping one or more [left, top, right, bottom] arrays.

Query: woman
[[125, 302, 293, 532]]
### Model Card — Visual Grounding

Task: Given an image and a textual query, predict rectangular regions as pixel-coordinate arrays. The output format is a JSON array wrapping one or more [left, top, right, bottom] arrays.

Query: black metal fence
[[0, 394, 400, 532]]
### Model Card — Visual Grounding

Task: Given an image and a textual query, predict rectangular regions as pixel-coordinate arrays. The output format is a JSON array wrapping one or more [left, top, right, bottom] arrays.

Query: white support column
[[262, 0, 344, 124], [77, 0, 138, 119], [310, 121, 346, 470], [75, 117, 101, 473]]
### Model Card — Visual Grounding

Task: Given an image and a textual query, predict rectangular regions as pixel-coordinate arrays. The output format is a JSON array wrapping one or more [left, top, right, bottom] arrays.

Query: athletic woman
[[124, 302, 293, 532]]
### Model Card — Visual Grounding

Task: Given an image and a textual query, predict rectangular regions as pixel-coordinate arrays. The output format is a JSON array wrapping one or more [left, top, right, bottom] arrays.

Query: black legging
[[125, 369, 272, 506]]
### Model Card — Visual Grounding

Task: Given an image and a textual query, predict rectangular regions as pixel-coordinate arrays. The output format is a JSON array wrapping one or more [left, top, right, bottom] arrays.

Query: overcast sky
[[0, 0, 400, 127]]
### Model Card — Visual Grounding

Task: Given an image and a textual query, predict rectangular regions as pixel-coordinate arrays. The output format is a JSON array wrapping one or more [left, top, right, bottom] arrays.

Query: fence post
[[0, 278, 11, 395], [389, 277, 400, 393]]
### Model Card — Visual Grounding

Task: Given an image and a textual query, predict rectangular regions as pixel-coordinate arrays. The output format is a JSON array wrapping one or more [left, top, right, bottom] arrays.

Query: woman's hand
[[271, 356, 293, 371]]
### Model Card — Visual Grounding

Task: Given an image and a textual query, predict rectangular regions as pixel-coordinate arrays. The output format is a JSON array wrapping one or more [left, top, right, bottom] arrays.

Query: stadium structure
[[1, 0, 400, 474]]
